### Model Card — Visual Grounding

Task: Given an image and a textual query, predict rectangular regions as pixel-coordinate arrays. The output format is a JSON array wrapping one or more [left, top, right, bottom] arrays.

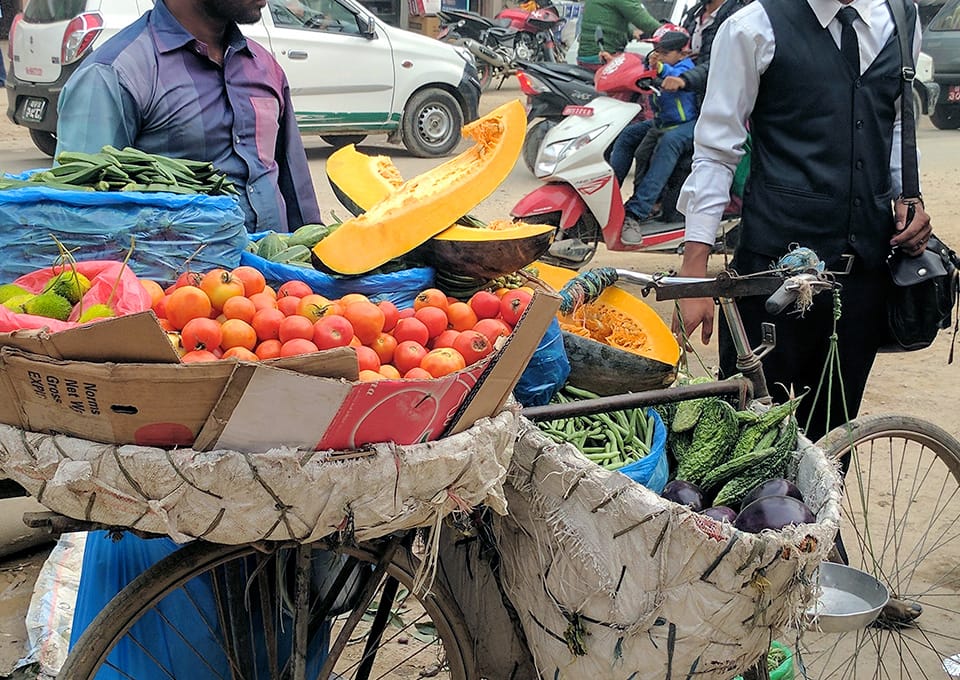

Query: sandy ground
[[1, 78, 959, 677]]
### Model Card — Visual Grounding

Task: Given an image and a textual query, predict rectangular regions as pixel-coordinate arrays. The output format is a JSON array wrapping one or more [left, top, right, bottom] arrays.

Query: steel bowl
[[805, 562, 890, 633]]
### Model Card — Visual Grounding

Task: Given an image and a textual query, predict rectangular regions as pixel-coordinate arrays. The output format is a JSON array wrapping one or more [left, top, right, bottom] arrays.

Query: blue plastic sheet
[[513, 317, 571, 407], [618, 409, 669, 493], [0, 182, 248, 286], [241, 232, 434, 309]]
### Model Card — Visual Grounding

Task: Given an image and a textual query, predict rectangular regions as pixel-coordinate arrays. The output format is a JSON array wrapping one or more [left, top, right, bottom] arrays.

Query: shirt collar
[[808, 0, 873, 29], [150, 0, 252, 57]]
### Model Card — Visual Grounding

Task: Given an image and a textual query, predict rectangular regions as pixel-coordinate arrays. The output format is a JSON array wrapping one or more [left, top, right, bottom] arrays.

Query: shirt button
[[248, 186, 255, 193], [236, 136, 241, 144], [855, 160, 863, 169], [855, 79, 862, 88], [850, 234, 857, 243], [855, 120, 864, 129], [853, 198, 862, 207]]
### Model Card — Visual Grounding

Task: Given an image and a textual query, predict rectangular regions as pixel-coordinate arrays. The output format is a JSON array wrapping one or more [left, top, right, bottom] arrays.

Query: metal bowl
[[805, 562, 890, 633]]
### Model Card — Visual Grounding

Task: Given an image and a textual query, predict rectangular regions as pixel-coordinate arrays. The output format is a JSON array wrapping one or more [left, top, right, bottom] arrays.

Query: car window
[[23, 0, 88, 23], [928, 0, 960, 31], [268, 0, 362, 35]]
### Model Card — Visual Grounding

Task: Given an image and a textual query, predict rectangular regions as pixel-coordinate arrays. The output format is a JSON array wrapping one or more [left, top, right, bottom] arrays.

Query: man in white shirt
[[673, 0, 932, 440]]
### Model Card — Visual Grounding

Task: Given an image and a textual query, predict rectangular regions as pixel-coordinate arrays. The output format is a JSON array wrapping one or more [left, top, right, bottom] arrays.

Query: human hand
[[661, 75, 686, 91], [599, 50, 614, 63], [891, 197, 932, 256], [647, 50, 662, 67], [673, 298, 716, 347], [633, 28, 643, 40]]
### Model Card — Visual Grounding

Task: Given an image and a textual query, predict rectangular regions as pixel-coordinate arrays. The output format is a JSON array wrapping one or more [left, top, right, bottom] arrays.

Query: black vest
[[740, 0, 913, 269]]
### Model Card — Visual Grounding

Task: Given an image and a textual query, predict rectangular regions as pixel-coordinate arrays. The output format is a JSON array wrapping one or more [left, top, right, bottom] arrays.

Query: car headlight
[[536, 124, 610, 176]]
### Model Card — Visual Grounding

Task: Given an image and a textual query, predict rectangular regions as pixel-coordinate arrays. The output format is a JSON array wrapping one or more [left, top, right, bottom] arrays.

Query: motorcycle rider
[[576, 0, 661, 71]]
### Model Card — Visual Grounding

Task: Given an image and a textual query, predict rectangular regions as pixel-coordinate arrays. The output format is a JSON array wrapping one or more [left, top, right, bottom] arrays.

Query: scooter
[[511, 51, 738, 267]]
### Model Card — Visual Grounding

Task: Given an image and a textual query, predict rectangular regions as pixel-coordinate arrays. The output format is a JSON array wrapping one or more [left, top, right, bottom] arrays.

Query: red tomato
[[414, 305, 448, 339], [222, 346, 259, 361], [200, 269, 245, 311], [313, 315, 355, 350], [379, 364, 402, 379], [420, 347, 467, 378], [354, 345, 382, 372], [248, 292, 278, 312], [500, 289, 533, 328], [358, 369, 384, 382], [297, 294, 334, 321], [397, 307, 416, 319], [277, 280, 312, 298], [180, 317, 223, 352], [254, 339, 283, 360], [181, 349, 219, 363], [230, 266, 266, 296], [403, 367, 434, 380], [173, 270, 203, 290], [394, 340, 428, 374], [339, 293, 370, 306], [453, 330, 493, 365], [251, 308, 285, 342], [278, 315, 315, 343], [370, 332, 398, 364], [220, 319, 258, 351], [468, 291, 501, 319], [413, 288, 449, 311], [280, 338, 320, 357], [277, 295, 301, 317], [473, 318, 512, 345], [378, 300, 400, 332], [344, 301, 386, 345], [221, 295, 257, 324], [166, 285, 213, 331], [392, 317, 430, 346], [431, 329, 461, 349], [446, 301, 478, 332]]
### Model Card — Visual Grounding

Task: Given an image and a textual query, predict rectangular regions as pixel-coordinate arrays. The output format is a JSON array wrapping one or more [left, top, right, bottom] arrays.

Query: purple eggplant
[[701, 506, 738, 523], [661, 480, 705, 512], [734, 495, 816, 533], [739, 478, 804, 512]]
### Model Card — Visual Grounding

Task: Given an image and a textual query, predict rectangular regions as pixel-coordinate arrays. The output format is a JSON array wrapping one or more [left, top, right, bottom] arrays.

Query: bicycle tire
[[61, 536, 478, 680], [796, 414, 960, 679]]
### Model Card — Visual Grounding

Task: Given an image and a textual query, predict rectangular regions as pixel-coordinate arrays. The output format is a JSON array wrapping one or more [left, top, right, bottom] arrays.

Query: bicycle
[[14, 265, 960, 679]]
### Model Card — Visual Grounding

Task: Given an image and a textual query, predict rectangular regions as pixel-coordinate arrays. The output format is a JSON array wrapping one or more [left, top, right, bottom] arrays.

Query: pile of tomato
[[144, 266, 535, 380]]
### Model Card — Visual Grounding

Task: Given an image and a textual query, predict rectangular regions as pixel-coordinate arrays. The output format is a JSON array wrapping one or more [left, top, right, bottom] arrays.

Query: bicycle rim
[[61, 537, 476, 680], [797, 414, 960, 679]]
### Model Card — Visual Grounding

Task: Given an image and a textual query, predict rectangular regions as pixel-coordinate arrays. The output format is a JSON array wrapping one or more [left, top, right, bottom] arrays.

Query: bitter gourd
[[676, 398, 740, 486], [712, 416, 800, 508]]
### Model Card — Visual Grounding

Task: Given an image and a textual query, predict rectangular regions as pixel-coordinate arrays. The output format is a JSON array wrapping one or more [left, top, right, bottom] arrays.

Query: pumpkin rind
[[313, 99, 527, 275], [326, 145, 403, 217], [421, 222, 555, 279]]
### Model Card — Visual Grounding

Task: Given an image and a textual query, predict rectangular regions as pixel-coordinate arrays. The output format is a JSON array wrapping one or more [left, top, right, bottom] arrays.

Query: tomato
[[157, 317, 175, 332], [392, 317, 430, 346], [230, 266, 266, 296], [397, 307, 415, 319], [468, 291, 501, 320], [262, 285, 277, 299], [313, 315, 354, 350], [403, 367, 434, 380], [431, 329, 461, 349], [280, 338, 320, 357], [277, 295, 301, 317], [354, 345, 382, 372], [414, 305, 448, 339], [220, 319, 258, 351], [174, 271, 203, 290], [446, 301, 478, 332], [393, 340, 428, 374], [251, 308, 285, 341], [222, 346, 259, 361], [358, 369, 384, 382], [339, 293, 370, 306], [278, 314, 315, 343], [277, 280, 312, 298], [200, 269, 245, 311], [378, 300, 400, 332], [420, 347, 467, 378], [153, 294, 169, 319], [493, 287, 511, 298], [379, 364, 401, 380], [349, 335, 362, 347], [180, 317, 223, 352], [165, 285, 213, 330], [473, 318, 512, 345], [181, 349, 219, 363], [254, 339, 283, 360], [453, 330, 493, 365], [248, 292, 278, 311], [370, 332, 398, 364], [344, 301, 386, 345], [221, 295, 257, 324], [141, 279, 165, 308], [413, 288, 449, 312], [297, 294, 333, 321], [500, 289, 533, 328]]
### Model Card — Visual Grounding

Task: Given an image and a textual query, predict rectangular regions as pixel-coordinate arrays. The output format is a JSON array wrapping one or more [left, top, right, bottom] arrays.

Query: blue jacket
[[653, 58, 698, 128]]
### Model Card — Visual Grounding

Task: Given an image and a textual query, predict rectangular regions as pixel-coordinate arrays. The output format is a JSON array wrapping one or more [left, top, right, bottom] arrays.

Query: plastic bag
[[240, 233, 434, 309], [734, 640, 794, 680], [513, 317, 571, 407], [0, 261, 152, 333], [617, 408, 668, 493], [0, 182, 248, 286]]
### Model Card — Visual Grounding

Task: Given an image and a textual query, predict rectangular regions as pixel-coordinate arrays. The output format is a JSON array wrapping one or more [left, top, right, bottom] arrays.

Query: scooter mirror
[[595, 25, 604, 50]]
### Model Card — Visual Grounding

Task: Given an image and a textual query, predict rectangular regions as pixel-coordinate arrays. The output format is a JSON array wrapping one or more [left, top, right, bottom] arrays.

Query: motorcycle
[[511, 51, 739, 267], [436, 9, 495, 44]]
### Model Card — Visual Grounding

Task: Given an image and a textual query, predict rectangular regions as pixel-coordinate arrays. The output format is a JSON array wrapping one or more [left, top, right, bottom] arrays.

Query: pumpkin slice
[[419, 220, 554, 280], [536, 261, 680, 395], [313, 99, 527, 275], [326, 144, 403, 217]]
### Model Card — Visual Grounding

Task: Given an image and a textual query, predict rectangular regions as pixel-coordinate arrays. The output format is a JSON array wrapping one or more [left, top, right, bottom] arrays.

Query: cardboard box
[[408, 0, 441, 15], [408, 15, 442, 38]]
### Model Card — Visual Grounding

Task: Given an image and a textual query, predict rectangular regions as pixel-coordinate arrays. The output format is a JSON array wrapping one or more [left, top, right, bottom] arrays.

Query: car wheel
[[30, 129, 57, 158], [522, 119, 555, 174], [930, 103, 960, 130], [321, 135, 367, 149], [401, 88, 463, 158]]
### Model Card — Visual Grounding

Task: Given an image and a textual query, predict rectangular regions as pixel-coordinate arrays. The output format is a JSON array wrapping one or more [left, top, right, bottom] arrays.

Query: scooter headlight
[[536, 124, 610, 176]]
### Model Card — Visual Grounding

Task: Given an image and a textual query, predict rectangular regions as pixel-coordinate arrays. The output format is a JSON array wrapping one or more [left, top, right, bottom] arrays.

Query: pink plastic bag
[[0, 261, 152, 334]]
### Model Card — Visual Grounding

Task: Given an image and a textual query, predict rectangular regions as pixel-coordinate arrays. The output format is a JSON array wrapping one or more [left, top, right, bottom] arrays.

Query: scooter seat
[[522, 61, 596, 83]]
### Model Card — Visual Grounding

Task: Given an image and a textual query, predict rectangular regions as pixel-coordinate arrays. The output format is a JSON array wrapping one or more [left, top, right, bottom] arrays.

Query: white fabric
[[678, 0, 924, 245]]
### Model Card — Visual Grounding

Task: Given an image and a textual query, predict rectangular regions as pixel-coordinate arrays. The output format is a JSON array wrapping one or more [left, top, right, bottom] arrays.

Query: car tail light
[[61, 12, 104, 65], [8, 13, 23, 60]]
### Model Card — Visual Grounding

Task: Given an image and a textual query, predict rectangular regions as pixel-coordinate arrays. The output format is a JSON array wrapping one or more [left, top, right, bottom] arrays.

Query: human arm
[[275, 78, 322, 229], [620, 0, 661, 38], [55, 63, 139, 158]]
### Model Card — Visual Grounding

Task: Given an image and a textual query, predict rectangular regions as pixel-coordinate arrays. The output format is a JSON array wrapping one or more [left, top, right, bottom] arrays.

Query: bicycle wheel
[[61, 535, 477, 680], [796, 414, 960, 679]]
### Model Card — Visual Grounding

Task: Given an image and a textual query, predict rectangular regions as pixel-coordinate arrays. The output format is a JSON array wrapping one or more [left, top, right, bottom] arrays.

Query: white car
[[5, 0, 480, 158]]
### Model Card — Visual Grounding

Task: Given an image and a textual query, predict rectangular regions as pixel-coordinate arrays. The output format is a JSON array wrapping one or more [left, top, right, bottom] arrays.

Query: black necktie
[[836, 6, 860, 74]]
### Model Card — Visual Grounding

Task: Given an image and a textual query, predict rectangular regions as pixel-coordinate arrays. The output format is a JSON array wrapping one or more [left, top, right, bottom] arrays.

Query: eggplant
[[739, 478, 804, 512], [701, 506, 738, 523], [734, 495, 816, 533], [661, 480, 705, 512]]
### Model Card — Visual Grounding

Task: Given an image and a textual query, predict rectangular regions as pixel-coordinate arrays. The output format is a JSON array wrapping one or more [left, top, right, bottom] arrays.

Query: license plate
[[949, 85, 960, 104], [21, 98, 47, 123]]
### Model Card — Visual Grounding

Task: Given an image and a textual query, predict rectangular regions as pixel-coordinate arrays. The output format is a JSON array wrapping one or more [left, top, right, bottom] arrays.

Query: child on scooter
[[609, 27, 699, 244]]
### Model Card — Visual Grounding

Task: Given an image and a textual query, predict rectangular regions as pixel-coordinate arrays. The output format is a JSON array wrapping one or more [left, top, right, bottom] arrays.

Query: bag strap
[[887, 0, 920, 200]]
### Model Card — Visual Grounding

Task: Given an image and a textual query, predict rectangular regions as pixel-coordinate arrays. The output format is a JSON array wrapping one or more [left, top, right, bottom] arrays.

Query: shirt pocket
[[250, 96, 281, 166]]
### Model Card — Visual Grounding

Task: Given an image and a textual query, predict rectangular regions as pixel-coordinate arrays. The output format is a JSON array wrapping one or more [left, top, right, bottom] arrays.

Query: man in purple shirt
[[56, 0, 322, 233]]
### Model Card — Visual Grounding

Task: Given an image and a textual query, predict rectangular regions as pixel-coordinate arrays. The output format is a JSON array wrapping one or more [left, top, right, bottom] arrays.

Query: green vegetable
[[712, 416, 799, 508], [256, 232, 287, 260], [286, 223, 331, 248], [676, 398, 739, 486]]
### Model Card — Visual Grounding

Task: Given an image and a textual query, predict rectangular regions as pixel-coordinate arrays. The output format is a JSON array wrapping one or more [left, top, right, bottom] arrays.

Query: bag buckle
[[902, 66, 915, 82], [837, 253, 856, 275]]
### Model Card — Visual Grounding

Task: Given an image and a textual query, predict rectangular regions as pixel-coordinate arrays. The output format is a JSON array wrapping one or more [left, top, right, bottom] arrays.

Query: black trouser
[[718, 249, 889, 444]]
